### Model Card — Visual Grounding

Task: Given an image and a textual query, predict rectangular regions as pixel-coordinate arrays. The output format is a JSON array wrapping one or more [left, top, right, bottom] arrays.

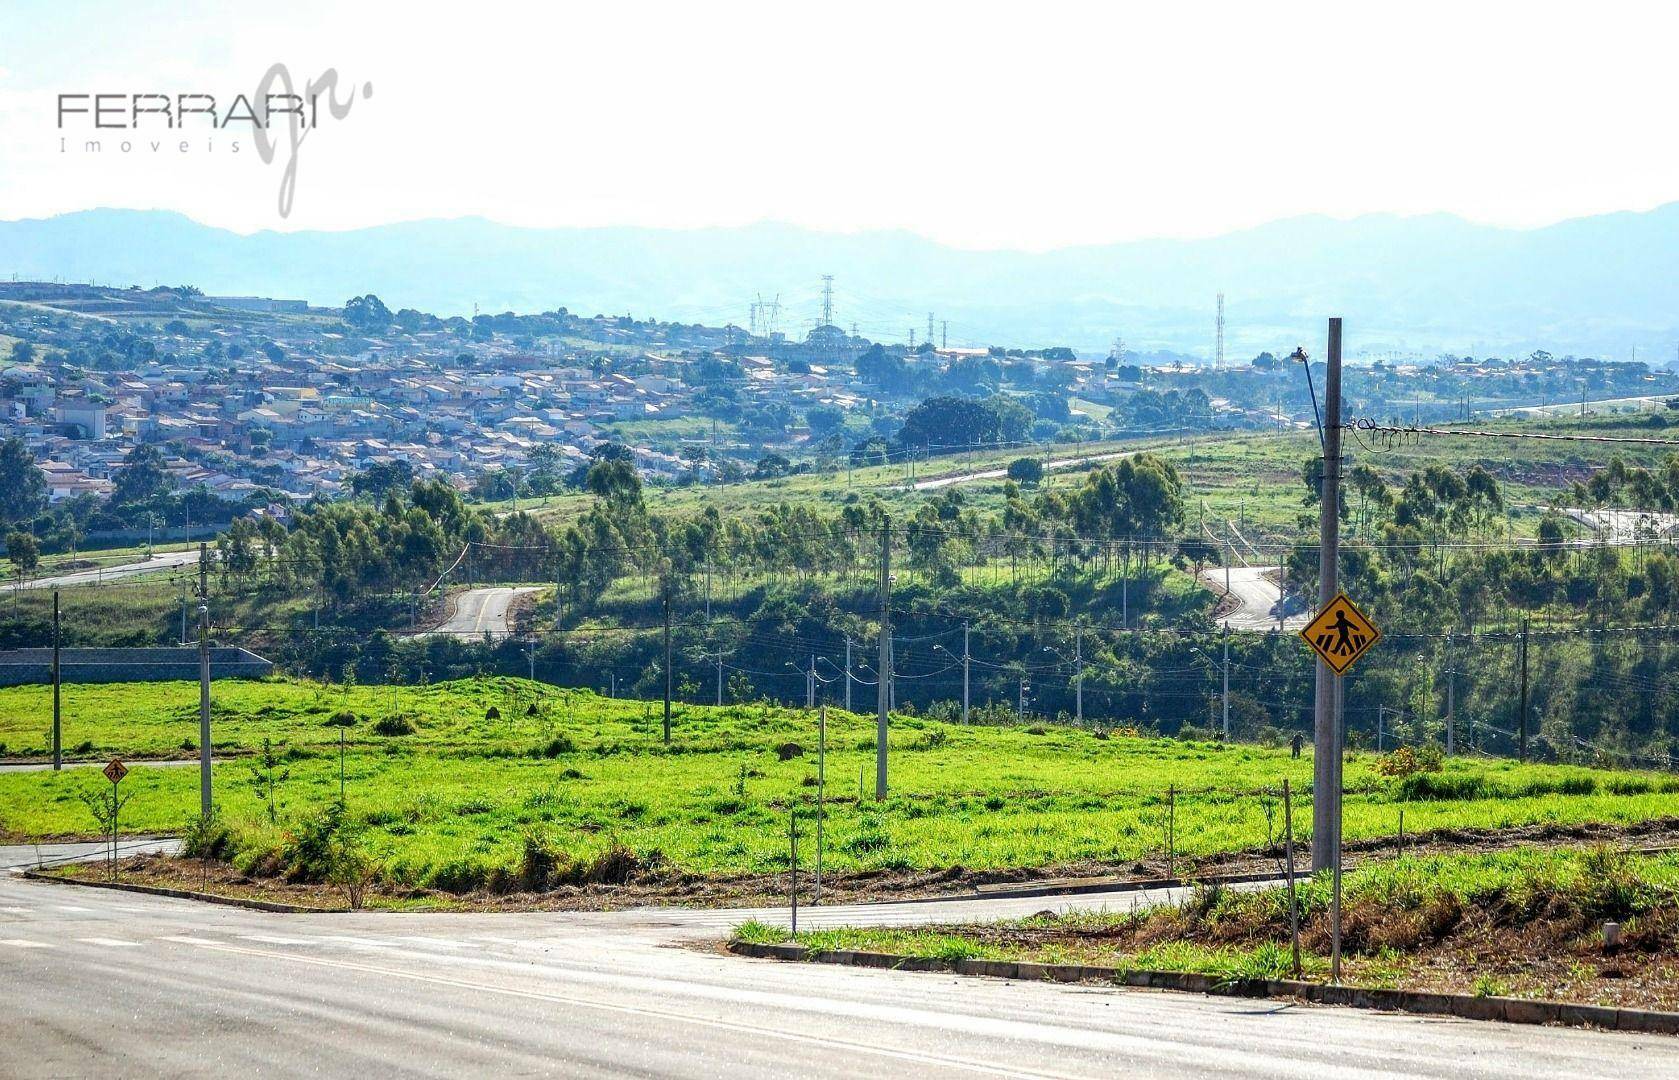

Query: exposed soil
[[45, 814, 1679, 915]]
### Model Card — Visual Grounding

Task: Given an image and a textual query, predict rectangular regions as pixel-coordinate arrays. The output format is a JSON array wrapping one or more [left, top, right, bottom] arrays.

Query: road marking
[[158, 935, 226, 947], [171, 938, 1081, 1079], [0, 938, 53, 948], [55, 905, 94, 913], [76, 937, 141, 948], [0, 906, 30, 915], [238, 934, 316, 946]]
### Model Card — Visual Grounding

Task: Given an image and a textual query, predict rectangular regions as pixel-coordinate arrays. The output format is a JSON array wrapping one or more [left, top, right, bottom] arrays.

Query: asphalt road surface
[[1203, 565, 1306, 632], [420, 586, 540, 639], [3, 845, 1676, 1078], [912, 449, 1131, 492], [15, 548, 202, 590]]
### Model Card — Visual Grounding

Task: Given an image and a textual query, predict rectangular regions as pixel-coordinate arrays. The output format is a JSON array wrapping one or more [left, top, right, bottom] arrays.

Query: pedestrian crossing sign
[[1300, 592, 1380, 675]]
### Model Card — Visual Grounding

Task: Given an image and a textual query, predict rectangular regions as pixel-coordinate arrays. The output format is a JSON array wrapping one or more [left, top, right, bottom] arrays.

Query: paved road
[[1202, 565, 1306, 632], [912, 449, 1133, 492], [419, 586, 540, 639], [2, 849, 1676, 1078], [14, 548, 202, 590], [1559, 507, 1679, 543]]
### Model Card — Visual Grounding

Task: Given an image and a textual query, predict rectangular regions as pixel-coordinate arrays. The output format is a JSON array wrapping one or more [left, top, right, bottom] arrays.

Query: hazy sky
[[3, 0, 1677, 249]]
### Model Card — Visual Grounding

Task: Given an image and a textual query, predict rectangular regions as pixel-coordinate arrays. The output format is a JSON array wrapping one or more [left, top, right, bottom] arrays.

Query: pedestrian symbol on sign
[[103, 758, 127, 785], [1299, 593, 1380, 676]]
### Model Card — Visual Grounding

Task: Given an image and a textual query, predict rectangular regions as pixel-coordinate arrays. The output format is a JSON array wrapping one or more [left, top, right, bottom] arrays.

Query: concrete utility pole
[[197, 542, 212, 818], [843, 637, 852, 713], [875, 519, 891, 800], [1518, 620, 1530, 762], [715, 649, 724, 706], [1220, 624, 1230, 740], [51, 590, 61, 771], [1075, 625, 1084, 727], [806, 654, 816, 709], [661, 584, 673, 744], [962, 621, 971, 724], [1444, 633, 1455, 755], [1311, 319, 1344, 874]]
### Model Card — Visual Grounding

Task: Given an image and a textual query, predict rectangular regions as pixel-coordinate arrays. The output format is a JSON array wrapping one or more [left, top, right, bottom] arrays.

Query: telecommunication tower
[[1215, 292, 1225, 369]]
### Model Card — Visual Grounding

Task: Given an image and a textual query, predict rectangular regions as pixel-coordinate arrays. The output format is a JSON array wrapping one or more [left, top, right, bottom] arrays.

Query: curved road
[[420, 586, 540, 639], [1203, 565, 1307, 632], [16, 548, 202, 590], [1, 848, 1674, 1077]]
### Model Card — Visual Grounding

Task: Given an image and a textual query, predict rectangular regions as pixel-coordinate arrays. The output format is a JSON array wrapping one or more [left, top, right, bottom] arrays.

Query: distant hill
[[4, 206, 1678, 359]]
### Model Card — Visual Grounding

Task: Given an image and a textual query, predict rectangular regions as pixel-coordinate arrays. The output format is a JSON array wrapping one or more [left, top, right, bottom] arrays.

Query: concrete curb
[[727, 940, 1679, 1037], [21, 869, 341, 914]]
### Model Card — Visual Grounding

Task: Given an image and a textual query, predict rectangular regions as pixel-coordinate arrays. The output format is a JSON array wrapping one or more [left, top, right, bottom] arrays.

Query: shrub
[[373, 714, 415, 736], [180, 808, 236, 862], [324, 710, 359, 728], [775, 742, 804, 761], [516, 829, 561, 891], [533, 734, 576, 758], [1393, 773, 1491, 802]]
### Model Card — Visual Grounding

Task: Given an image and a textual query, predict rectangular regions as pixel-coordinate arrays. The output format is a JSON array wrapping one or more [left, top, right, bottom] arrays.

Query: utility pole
[[197, 542, 212, 819], [1074, 625, 1084, 727], [961, 622, 971, 724], [1444, 633, 1455, 756], [806, 654, 816, 709], [662, 583, 673, 744], [1311, 319, 1344, 874], [1518, 619, 1530, 762], [1220, 624, 1230, 740], [844, 637, 853, 713], [876, 519, 891, 800], [51, 590, 61, 771], [716, 649, 724, 706], [1377, 704, 1385, 753]]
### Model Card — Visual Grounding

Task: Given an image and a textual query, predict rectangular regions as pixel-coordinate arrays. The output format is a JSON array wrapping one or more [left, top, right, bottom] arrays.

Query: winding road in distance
[[418, 586, 541, 639]]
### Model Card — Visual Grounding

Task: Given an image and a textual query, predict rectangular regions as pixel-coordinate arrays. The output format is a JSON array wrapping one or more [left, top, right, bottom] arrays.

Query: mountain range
[[4, 205, 1678, 360]]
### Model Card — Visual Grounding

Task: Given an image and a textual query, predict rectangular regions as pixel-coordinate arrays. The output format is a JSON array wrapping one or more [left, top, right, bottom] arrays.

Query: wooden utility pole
[[876, 518, 891, 800], [198, 542, 212, 818], [1311, 319, 1344, 874], [51, 590, 61, 771], [661, 583, 673, 744], [961, 622, 971, 724], [1518, 620, 1530, 762]]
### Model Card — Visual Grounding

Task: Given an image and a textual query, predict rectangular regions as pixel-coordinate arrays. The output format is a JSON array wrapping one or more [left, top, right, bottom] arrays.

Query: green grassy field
[[4, 676, 1679, 896]]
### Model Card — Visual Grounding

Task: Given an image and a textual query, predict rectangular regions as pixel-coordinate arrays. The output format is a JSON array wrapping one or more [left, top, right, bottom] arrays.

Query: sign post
[[103, 758, 128, 876], [1299, 591, 1380, 985]]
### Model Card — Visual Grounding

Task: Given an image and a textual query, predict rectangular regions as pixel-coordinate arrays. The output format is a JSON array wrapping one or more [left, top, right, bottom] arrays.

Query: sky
[[3, 0, 1678, 250]]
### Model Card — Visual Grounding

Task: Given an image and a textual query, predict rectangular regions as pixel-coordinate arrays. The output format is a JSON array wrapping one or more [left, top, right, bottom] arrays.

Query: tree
[[805, 404, 845, 437], [753, 453, 793, 480], [0, 438, 46, 525], [5, 531, 38, 578], [11, 341, 35, 364], [1006, 457, 1045, 484], [111, 444, 175, 506], [342, 294, 393, 331]]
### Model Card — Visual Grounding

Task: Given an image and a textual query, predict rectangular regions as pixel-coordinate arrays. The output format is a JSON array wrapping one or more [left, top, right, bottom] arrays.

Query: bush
[[180, 808, 236, 862], [774, 742, 804, 761], [324, 710, 359, 727], [1393, 773, 1491, 802], [373, 714, 415, 736], [533, 734, 576, 758]]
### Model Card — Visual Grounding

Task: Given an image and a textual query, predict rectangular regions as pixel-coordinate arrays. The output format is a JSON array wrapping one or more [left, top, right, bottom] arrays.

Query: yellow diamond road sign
[[1300, 592, 1381, 675], [103, 758, 128, 784]]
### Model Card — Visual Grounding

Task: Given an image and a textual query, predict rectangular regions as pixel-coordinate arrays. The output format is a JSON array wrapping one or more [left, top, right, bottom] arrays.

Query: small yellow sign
[[1300, 592, 1381, 675], [103, 758, 128, 784]]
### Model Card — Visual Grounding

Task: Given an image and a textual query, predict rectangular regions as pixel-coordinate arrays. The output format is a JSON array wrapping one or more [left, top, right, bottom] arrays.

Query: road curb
[[21, 869, 341, 914], [727, 940, 1679, 1036]]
